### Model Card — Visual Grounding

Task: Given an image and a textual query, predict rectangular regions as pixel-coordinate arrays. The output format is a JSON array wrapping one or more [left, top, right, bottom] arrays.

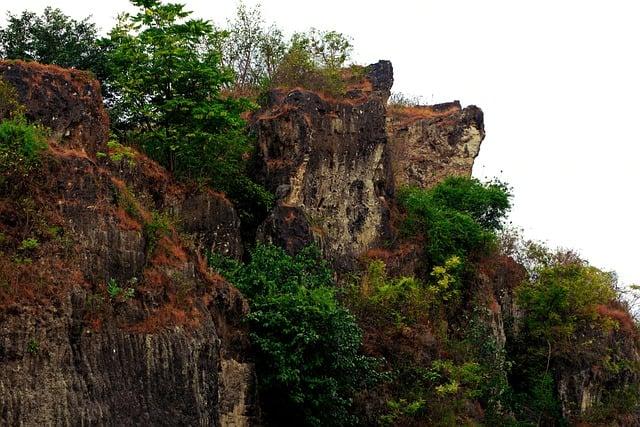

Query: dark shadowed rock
[[0, 60, 109, 156]]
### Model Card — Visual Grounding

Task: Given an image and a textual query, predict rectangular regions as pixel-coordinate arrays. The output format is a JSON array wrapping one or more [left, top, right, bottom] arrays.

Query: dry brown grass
[[113, 207, 142, 231], [125, 302, 203, 333], [596, 303, 638, 337], [150, 235, 188, 268], [387, 104, 462, 129]]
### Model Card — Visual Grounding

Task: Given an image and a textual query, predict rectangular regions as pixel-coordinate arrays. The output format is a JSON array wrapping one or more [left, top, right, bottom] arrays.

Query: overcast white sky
[[3, 1, 639, 286]]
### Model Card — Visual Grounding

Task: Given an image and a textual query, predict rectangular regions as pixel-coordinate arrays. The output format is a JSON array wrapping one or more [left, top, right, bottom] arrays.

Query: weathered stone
[[252, 62, 395, 270], [0, 60, 109, 156], [0, 61, 257, 426], [387, 101, 484, 188]]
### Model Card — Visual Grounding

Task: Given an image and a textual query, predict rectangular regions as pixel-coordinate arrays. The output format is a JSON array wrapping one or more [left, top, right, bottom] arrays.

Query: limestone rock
[[252, 62, 395, 270], [387, 101, 485, 189]]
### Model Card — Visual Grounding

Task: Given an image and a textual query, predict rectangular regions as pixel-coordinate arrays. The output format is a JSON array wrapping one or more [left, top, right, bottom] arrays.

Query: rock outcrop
[[2, 58, 637, 426], [386, 101, 484, 189], [0, 61, 256, 426], [253, 61, 395, 270], [253, 61, 485, 270]]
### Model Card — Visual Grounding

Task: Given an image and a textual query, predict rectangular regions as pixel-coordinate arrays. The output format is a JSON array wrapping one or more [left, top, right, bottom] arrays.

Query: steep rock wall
[[0, 61, 256, 426], [253, 61, 395, 269], [387, 101, 484, 189], [253, 62, 486, 270]]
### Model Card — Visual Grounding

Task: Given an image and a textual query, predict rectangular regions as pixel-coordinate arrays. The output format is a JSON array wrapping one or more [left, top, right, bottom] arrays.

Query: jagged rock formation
[[253, 61, 395, 270], [253, 61, 485, 270], [0, 61, 256, 426], [1, 58, 638, 426], [386, 101, 484, 188]]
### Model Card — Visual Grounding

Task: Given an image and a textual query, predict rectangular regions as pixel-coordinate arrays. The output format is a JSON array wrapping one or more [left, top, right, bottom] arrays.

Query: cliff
[[253, 61, 484, 270], [0, 61, 256, 426], [0, 59, 638, 426]]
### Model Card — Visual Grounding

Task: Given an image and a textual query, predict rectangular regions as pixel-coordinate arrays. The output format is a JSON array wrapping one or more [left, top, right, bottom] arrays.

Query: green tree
[[509, 252, 621, 424], [272, 29, 353, 96], [107, 0, 271, 219], [398, 176, 512, 268], [211, 244, 379, 426], [0, 7, 104, 72]]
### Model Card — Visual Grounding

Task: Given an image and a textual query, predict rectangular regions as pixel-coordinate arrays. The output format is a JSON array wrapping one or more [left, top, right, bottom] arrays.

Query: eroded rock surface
[[253, 62, 488, 270], [387, 101, 484, 189], [253, 61, 395, 269], [0, 61, 256, 426]]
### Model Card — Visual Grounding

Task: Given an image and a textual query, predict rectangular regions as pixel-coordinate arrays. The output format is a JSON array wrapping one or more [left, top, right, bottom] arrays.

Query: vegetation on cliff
[[1, 1, 639, 426], [211, 244, 379, 426]]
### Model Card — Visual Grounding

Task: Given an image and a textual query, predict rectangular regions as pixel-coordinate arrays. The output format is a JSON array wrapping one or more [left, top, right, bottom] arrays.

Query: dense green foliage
[[0, 7, 104, 73], [1, 3, 638, 426], [344, 257, 515, 425], [399, 176, 511, 267], [0, 118, 46, 187], [0, 78, 25, 119], [210, 244, 379, 426], [106, 0, 272, 221], [346, 257, 462, 328]]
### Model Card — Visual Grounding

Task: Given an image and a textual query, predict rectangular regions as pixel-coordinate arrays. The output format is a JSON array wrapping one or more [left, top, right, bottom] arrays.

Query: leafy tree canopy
[[106, 0, 272, 219], [0, 7, 103, 72], [399, 176, 512, 267]]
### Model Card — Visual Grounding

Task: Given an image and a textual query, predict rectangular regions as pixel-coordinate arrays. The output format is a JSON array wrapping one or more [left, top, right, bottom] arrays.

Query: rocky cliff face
[[0, 61, 256, 426], [253, 62, 485, 270], [253, 61, 395, 270], [2, 58, 637, 426], [387, 101, 484, 188]]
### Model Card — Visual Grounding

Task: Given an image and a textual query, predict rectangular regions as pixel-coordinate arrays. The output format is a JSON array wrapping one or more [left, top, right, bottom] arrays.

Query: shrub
[[272, 29, 353, 97], [107, 0, 272, 225], [106, 277, 135, 301], [210, 244, 379, 426], [508, 249, 629, 425], [217, 2, 354, 98], [517, 262, 617, 348], [18, 237, 39, 251], [345, 257, 462, 327], [143, 211, 172, 256], [0, 117, 47, 188], [398, 176, 511, 268], [26, 339, 39, 355], [97, 140, 136, 166]]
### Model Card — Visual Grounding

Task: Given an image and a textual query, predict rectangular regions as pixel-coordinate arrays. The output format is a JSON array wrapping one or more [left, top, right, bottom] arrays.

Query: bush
[[518, 262, 617, 347], [18, 237, 39, 251], [0, 117, 47, 187], [210, 244, 379, 426], [272, 30, 352, 97], [217, 2, 354, 98], [106, 277, 135, 301], [345, 257, 462, 327], [398, 176, 511, 268], [508, 249, 628, 425], [143, 211, 172, 256]]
